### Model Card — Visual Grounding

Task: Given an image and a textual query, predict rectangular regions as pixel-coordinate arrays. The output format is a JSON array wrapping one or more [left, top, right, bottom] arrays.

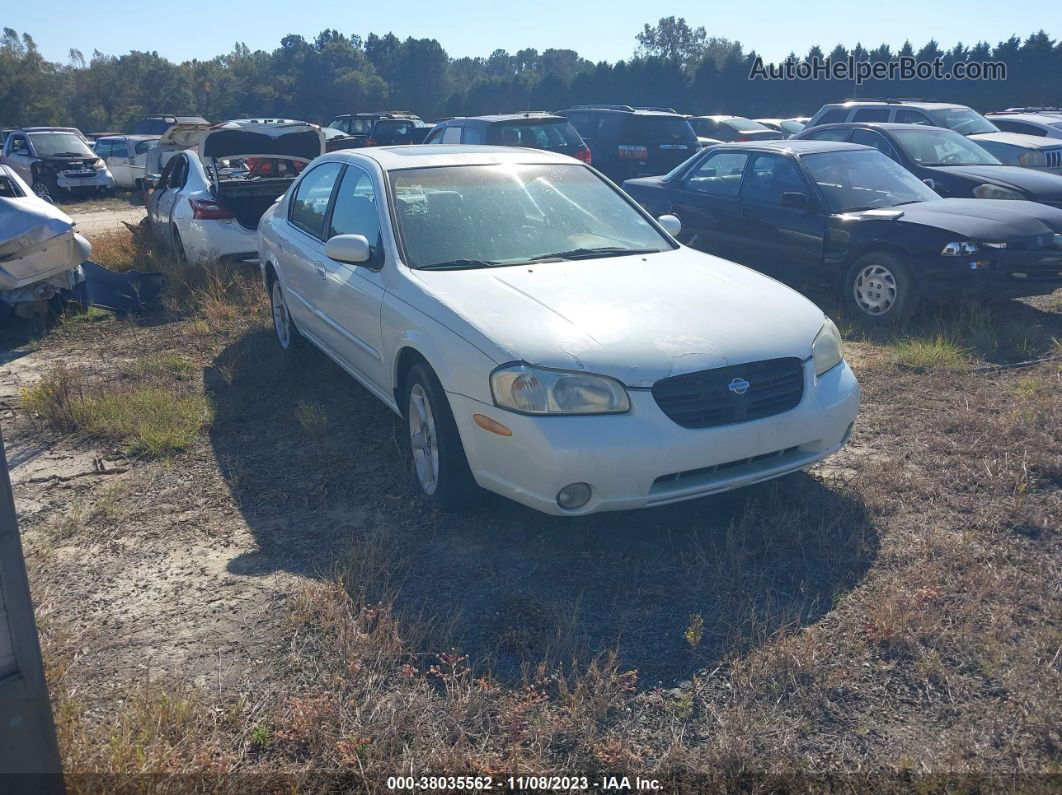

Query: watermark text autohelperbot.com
[[749, 55, 1006, 85]]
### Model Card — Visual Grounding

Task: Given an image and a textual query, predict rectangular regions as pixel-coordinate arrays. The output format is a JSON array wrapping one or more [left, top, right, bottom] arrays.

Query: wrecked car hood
[[158, 121, 212, 151], [862, 198, 1062, 239], [409, 247, 826, 386], [199, 122, 325, 162]]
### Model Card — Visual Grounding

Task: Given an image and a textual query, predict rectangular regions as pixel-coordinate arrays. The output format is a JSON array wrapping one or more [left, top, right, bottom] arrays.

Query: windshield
[[803, 149, 940, 213], [486, 121, 582, 150], [389, 163, 673, 270], [893, 129, 1001, 166], [630, 117, 697, 143], [938, 108, 999, 135], [29, 132, 95, 158], [725, 117, 769, 132]]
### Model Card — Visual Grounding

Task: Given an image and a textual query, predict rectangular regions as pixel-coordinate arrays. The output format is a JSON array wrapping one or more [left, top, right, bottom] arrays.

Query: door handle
[[315, 263, 327, 280]]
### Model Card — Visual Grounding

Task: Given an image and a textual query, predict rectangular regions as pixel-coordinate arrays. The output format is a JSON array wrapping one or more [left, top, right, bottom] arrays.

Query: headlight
[[93, 158, 107, 171], [1017, 150, 1048, 167], [972, 183, 1024, 200], [941, 241, 980, 256], [811, 318, 844, 376], [490, 364, 630, 415]]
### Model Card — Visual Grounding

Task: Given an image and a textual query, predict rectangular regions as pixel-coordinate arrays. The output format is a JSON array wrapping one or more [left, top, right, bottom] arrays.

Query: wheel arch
[[841, 241, 913, 286]]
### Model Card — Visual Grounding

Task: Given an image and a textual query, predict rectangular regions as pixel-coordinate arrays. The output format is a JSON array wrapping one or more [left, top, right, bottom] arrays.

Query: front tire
[[403, 363, 482, 512], [843, 251, 918, 325]]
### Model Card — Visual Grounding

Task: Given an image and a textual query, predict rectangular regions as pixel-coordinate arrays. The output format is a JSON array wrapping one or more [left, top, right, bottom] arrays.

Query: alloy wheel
[[408, 383, 440, 495]]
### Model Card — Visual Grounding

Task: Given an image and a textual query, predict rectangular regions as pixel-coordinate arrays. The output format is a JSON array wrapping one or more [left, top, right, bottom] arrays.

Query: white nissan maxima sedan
[[258, 146, 859, 515]]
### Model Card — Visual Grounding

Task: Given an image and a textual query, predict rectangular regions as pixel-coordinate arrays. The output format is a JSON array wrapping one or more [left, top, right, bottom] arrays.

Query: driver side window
[[740, 154, 808, 205]]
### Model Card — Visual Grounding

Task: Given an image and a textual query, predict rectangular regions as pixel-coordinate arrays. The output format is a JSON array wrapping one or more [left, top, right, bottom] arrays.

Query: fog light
[[556, 482, 592, 511]]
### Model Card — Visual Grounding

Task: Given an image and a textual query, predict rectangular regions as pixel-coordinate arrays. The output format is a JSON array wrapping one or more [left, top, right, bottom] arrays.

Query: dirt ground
[[2, 231, 1060, 790]]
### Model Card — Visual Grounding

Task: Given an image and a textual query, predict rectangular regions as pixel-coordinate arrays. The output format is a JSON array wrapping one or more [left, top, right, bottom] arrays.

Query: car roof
[[986, 113, 1062, 124], [20, 127, 86, 134], [447, 113, 564, 124], [331, 144, 577, 170], [690, 115, 745, 121], [711, 140, 869, 154], [823, 100, 967, 110], [808, 122, 952, 133], [559, 106, 683, 118]]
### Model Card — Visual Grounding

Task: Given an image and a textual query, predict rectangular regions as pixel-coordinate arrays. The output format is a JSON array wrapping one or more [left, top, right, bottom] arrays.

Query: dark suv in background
[[326, 111, 431, 147], [424, 113, 590, 161], [555, 104, 699, 183]]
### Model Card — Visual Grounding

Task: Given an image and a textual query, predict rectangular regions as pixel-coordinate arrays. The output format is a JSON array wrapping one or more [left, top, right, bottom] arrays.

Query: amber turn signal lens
[[473, 414, 512, 436]]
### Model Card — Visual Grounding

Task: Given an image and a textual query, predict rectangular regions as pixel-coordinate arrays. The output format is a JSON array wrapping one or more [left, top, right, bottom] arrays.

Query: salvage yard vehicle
[[795, 123, 1062, 207], [144, 118, 213, 181], [146, 119, 325, 264], [555, 105, 699, 184], [93, 134, 160, 189], [0, 164, 90, 321], [622, 140, 1062, 323], [687, 116, 784, 145], [985, 111, 1062, 139], [0, 127, 114, 200], [258, 145, 859, 515], [970, 132, 1062, 175], [425, 113, 591, 162], [326, 111, 431, 147]]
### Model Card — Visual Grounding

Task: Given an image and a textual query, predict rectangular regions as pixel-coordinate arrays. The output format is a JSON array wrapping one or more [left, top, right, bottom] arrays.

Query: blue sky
[[7, 0, 1057, 65]]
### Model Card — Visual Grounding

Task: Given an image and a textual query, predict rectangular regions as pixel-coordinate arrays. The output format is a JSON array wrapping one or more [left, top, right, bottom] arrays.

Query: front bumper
[[918, 249, 1062, 298], [450, 359, 860, 515], [57, 170, 114, 190]]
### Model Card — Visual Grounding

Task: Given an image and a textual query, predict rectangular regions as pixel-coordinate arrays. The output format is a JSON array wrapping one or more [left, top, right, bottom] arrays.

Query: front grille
[[652, 357, 804, 429], [1045, 148, 1062, 170], [653, 446, 801, 489]]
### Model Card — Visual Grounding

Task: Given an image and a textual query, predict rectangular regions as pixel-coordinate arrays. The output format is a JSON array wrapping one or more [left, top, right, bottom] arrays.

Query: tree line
[[1, 18, 1059, 132]]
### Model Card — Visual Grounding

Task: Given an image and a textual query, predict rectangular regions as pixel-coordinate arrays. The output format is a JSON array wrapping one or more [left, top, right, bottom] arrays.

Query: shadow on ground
[[208, 328, 878, 686]]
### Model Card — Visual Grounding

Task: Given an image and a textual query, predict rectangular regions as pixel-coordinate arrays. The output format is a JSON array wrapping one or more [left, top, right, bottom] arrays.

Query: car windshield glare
[[803, 149, 940, 213], [29, 132, 95, 158], [893, 129, 1002, 166], [390, 163, 673, 270], [939, 109, 999, 135]]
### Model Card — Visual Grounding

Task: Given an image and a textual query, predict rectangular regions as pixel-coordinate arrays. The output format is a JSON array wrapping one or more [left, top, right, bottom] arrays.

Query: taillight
[[618, 144, 648, 161], [365, 137, 378, 147], [575, 146, 592, 164], [189, 198, 233, 220]]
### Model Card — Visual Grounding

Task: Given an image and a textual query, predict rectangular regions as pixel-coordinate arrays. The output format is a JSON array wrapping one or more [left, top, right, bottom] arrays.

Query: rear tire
[[269, 277, 301, 351], [843, 251, 918, 325], [403, 363, 482, 512]]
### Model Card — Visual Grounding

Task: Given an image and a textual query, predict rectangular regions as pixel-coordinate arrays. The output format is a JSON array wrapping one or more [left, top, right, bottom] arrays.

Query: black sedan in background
[[622, 140, 1062, 323], [795, 123, 1062, 208]]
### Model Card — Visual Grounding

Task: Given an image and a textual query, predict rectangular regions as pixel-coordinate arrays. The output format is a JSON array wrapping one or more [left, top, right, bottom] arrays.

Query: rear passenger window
[[850, 129, 898, 159], [684, 152, 749, 196], [895, 109, 932, 125], [852, 108, 890, 122], [815, 108, 850, 125], [565, 112, 591, 136], [462, 127, 483, 144], [328, 167, 383, 268], [441, 127, 462, 144], [289, 162, 342, 239], [807, 128, 850, 142], [134, 140, 156, 155]]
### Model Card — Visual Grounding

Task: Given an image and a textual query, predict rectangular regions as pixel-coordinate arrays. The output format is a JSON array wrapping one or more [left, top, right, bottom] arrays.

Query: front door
[[734, 153, 827, 284], [316, 164, 388, 389]]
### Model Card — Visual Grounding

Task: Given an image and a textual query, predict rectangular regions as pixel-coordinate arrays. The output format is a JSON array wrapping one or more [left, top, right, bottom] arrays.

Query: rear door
[[317, 164, 388, 388], [4, 134, 34, 183], [734, 153, 826, 283], [148, 154, 187, 238], [280, 161, 344, 340], [668, 150, 750, 260], [629, 116, 698, 176]]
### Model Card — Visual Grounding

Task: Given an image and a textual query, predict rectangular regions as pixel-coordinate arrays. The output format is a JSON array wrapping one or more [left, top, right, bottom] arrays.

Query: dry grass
[[22, 365, 210, 456], [890, 335, 970, 372]]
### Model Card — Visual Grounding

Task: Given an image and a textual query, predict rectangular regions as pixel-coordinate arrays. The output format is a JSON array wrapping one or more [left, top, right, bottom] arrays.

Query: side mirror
[[922, 177, 936, 190], [325, 233, 371, 264], [780, 192, 810, 211], [657, 214, 682, 237]]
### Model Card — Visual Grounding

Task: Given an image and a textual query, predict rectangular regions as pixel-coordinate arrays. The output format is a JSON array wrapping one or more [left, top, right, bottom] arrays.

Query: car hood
[[409, 247, 827, 386], [199, 122, 325, 162], [853, 198, 1062, 238], [969, 132, 1061, 150], [930, 164, 1062, 197]]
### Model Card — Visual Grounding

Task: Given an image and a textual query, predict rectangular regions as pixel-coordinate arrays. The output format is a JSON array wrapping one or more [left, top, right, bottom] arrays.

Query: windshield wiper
[[526, 246, 660, 262], [416, 259, 498, 271]]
